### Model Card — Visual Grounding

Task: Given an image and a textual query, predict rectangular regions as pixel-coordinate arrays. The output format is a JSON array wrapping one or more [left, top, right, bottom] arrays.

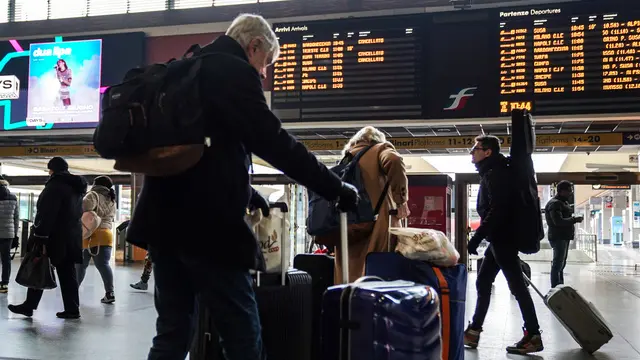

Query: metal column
[[454, 177, 469, 267]]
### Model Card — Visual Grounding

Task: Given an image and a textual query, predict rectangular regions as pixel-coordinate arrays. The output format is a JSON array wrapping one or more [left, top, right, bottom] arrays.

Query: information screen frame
[[271, 15, 426, 123], [271, 0, 640, 122]]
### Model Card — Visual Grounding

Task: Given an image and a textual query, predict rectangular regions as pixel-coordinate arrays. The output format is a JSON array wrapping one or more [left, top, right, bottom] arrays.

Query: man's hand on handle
[[337, 182, 359, 212]]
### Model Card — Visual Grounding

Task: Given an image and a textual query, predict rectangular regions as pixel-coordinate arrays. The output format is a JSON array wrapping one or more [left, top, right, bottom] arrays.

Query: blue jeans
[[550, 239, 570, 288], [147, 246, 263, 360], [76, 246, 115, 293]]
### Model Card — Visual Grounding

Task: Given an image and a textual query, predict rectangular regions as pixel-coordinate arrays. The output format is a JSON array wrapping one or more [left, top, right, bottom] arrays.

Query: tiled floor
[[0, 260, 639, 359]]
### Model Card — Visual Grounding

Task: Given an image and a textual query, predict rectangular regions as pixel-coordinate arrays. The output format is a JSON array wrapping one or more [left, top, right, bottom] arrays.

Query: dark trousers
[[147, 246, 263, 360], [25, 260, 80, 313], [0, 239, 11, 284], [471, 244, 541, 334], [550, 239, 570, 288]]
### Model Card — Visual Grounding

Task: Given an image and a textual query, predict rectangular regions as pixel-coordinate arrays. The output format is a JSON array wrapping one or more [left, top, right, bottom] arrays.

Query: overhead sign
[[301, 133, 625, 151], [592, 184, 631, 190], [624, 132, 640, 145], [0, 145, 97, 157]]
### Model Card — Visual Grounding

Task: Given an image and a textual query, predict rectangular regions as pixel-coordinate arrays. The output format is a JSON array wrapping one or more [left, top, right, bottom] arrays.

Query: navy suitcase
[[321, 213, 443, 360], [322, 278, 442, 360], [366, 252, 467, 360]]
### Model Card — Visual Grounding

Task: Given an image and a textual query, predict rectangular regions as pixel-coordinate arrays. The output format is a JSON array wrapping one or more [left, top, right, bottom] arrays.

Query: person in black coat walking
[[8, 157, 87, 319], [464, 135, 543, 355]]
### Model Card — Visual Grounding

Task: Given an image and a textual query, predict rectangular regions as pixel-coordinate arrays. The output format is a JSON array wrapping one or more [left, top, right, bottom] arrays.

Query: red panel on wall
[[146, 33, 273, 90]]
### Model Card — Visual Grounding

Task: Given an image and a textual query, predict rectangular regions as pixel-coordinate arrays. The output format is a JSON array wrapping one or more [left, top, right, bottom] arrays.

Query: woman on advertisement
[[55, 59, 72, 107]]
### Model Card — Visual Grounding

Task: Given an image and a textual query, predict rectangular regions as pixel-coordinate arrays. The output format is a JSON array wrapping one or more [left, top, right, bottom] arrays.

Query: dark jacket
[[545, 195, 576, 242], [0, 180, 19, 240], [127, 35, 343, 270], [31, 172, 87, 266], [471, 154, 515, 246]]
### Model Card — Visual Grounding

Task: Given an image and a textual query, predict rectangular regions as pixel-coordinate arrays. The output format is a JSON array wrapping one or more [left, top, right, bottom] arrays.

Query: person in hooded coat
[[8, 157, 87, 319], [0, 175, 19, 294], [77, 175, 118, 304]]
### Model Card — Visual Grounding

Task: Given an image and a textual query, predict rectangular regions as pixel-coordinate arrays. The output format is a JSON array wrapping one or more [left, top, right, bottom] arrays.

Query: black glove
[[11, 237, 19, 249], [468, 235, 481, 256], [249, 192, 270, 217], [336, 182, 359, 212]]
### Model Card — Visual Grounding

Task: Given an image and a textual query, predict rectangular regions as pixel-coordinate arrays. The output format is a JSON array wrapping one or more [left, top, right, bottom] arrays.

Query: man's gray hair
[[226, 14, 280, 63]]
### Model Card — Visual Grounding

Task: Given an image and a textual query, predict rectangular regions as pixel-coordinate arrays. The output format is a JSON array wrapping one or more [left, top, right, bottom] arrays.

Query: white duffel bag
[[390, 227, 460, 267]]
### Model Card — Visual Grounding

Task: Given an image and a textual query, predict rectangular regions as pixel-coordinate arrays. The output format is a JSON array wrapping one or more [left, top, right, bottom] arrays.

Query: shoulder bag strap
[[372, 143, 390, 217]]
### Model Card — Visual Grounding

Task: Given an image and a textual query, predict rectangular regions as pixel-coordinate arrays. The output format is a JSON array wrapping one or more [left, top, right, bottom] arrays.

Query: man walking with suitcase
[[125, 14, 359, 360], [464, 135, 544, 355], [545, 180, 583, 288]]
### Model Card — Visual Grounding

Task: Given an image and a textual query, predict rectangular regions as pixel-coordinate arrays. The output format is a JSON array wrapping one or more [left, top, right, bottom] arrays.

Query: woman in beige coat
[[335, 126, 410, 284]]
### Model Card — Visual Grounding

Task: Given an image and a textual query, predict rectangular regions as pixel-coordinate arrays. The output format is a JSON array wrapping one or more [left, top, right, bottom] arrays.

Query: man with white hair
[[126, 13, 359, 360]]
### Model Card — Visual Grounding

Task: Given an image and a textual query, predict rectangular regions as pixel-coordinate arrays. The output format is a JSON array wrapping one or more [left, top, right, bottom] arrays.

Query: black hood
[[200, 35, 249, 63], [0, 183, 9, 200], [48, 172, 88, 194], [475, 153, 508, 176]]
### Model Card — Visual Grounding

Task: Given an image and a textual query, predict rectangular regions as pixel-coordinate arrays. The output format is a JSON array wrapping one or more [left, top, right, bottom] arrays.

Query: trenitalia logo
[[443, 87, 477, 111]]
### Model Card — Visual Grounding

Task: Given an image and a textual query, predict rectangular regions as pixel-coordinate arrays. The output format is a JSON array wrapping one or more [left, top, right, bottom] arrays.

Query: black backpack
[[509, 109, 545, 254], [93, 44, 209, 177]]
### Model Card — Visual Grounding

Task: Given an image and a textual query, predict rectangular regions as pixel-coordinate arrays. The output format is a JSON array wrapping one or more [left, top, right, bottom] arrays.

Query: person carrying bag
[[15, 240, 57, 290]]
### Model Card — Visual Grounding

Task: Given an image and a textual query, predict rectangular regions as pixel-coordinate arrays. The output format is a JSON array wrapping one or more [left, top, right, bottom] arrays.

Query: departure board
[[270, 0, 640, 123], [271, 17, 423, 122], [497, 3, 640, 116]]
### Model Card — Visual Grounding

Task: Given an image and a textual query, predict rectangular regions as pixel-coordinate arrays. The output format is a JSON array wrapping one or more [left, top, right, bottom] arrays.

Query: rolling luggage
[[525, 275, 613, 354], [321, 213, 443, 360], [190, 203, 313, 360], [366, 252, 467, 360], [293, 253, 335, 360]]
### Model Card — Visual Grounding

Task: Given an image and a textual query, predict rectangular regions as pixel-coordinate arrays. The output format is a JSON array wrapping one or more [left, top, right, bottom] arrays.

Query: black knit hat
[[47, 157, 69, 173]]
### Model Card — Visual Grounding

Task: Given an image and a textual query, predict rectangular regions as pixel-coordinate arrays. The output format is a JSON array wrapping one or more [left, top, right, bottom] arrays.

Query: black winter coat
[[31, 172, 87, 266], [127, 35, 343, 270], [472, 154, 516, 245], [545, 195, 576, 242]]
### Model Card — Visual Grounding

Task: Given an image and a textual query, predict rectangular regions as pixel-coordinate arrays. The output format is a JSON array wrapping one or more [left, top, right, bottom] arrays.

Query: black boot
[[8, 303, 34, 317]]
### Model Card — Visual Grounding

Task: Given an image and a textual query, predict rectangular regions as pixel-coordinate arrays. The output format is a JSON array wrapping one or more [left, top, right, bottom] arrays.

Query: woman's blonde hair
[[343, 126, 387, 155]]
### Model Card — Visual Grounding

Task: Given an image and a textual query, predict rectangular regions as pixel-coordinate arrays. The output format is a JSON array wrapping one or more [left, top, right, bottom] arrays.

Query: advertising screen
[[26, 40, 102, 127], [0, 32, 145, 131]]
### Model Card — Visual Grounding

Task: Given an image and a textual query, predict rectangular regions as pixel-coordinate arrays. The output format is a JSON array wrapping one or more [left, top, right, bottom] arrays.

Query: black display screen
[[271, 16, 424, 122], [271, 0, 640, 122], [496, 0, 640, 116]]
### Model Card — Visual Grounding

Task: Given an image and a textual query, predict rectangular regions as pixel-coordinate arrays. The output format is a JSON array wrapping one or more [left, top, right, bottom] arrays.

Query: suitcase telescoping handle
[[255, 202, 289, 287], [339, 212, 349, 285], [522, 273, 546, 301]]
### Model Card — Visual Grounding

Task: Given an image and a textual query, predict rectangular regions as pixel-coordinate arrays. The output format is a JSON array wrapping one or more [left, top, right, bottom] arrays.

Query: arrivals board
[[271, 0, 640, 122], [271, 16, 424, 122]]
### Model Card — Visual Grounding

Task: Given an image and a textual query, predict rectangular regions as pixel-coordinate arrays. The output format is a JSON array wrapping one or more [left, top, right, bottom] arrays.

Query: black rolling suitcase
[[190, 203, 313, 360], [293, 252, 335, 360]]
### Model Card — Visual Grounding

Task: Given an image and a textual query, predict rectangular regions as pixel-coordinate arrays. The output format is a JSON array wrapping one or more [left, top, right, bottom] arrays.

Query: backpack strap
[[183, 44, 202, 59]]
